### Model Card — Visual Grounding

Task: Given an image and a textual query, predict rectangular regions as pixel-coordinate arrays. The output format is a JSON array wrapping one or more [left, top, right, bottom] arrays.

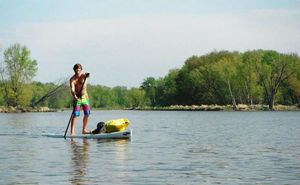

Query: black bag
[[91, 122, 106, 134]]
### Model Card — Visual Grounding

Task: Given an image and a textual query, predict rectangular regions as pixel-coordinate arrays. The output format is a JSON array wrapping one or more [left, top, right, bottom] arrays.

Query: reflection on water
[[70, 139, 90, 185], [68, 138, 130, 185]]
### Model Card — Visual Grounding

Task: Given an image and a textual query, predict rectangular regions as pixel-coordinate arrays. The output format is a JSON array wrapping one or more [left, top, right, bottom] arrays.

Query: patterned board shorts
[[73, 95, 91, 117]]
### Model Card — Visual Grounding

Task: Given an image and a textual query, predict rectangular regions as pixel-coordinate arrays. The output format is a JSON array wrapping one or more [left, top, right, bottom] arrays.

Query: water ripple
[[0, 111, 300, 184]]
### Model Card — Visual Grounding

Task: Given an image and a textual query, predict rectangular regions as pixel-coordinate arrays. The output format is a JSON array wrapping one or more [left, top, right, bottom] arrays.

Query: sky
[[0, 0, 299, 87]]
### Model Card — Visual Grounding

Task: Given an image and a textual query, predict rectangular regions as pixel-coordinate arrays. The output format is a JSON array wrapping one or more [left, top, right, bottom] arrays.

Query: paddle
[[64, 73, 89, 139]]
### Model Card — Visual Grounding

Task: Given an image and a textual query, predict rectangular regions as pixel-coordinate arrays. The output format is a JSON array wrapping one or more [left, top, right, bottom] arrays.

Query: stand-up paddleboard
[[44, 129, 132, 139]]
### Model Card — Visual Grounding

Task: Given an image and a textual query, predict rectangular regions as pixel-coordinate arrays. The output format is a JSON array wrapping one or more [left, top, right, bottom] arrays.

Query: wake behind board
[[44, 129, 132, 139]]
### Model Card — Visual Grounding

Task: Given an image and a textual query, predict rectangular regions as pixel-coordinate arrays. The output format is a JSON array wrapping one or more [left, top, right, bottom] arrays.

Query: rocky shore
[[1, 104, 299, 113], [128, 104, 300, 111], [0, 106, 59, 113]]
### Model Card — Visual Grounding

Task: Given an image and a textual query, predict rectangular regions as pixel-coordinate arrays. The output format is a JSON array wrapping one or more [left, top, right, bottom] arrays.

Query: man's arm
[[80, 73, 90, 96], [70, 78, 79, 100]]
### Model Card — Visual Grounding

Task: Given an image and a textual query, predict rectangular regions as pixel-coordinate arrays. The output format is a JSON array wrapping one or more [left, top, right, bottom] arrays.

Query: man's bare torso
[[70, 73, 88, 98]]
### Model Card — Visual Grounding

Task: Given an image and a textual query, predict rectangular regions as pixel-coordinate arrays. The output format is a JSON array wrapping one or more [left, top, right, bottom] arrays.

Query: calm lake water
[[0, 110, 299, 185]]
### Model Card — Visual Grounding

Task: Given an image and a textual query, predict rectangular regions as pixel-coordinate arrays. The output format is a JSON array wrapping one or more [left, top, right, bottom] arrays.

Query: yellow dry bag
[[105, 118, 130, 133]]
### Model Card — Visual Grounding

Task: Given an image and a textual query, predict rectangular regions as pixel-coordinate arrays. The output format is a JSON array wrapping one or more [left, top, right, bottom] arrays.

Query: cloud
[[1, 8, 299, 87]]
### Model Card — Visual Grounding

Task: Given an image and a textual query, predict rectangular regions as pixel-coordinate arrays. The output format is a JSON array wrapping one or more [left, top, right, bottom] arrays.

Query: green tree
[[240, 51, 263, 105], [287, 74, 300, 106], [0, 82, 4, 105], [280, 55, 300, 106], [175, 56, 207, 105], [156, 69, 179, 106], [32, 81, 69, 108], [112, 86, 129, 108], [254, 50, 298, 110], [176, 52, 229, 105], [0, 44, 38, 107], [89, 85, 115, 108], [141, 77, 157, 106], [126, 88, 146, 108], [213, 52, 242, 109]]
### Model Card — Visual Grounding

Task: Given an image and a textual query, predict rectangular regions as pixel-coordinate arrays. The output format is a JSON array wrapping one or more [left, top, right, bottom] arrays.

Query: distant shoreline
[[0, 106, 59, 113], [126, 104, 300, 111], [1, 104, 299, 113]]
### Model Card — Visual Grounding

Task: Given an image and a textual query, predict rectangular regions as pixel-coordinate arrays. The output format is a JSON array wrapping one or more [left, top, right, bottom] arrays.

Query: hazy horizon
[[1, 0, 299, 87]]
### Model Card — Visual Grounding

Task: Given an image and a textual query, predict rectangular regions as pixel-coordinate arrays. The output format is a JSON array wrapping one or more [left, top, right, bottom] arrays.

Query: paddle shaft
[[64, 74, 88, 139], [64, 114, 73, 139]]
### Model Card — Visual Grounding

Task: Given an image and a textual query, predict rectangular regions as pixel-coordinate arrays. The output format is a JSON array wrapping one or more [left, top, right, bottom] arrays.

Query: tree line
[[141, 50, 300, 110], [0, 44, 146, 109], [1, 44, 300, 110]]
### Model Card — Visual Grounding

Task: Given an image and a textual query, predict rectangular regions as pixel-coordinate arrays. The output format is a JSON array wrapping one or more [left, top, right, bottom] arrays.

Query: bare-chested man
[[70, 63, 91, 135]]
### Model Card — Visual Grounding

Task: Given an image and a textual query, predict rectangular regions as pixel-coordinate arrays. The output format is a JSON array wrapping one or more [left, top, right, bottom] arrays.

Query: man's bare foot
[[82, 130, 91, 134]]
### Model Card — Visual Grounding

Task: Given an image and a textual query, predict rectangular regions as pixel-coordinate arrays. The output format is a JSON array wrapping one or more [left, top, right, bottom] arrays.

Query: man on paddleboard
[[70, 63, 91, 135]]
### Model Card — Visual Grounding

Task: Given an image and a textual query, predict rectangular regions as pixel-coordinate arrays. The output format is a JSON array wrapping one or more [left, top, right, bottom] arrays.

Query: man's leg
[[71, 116, 77, 135], [82, 102, 91, 134], [82, 115, 90, 134], [71, 103, 81, 135]]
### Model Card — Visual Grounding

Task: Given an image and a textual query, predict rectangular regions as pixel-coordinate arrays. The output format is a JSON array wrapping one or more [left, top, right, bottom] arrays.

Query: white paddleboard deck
[[44, 129, 132, 139]]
